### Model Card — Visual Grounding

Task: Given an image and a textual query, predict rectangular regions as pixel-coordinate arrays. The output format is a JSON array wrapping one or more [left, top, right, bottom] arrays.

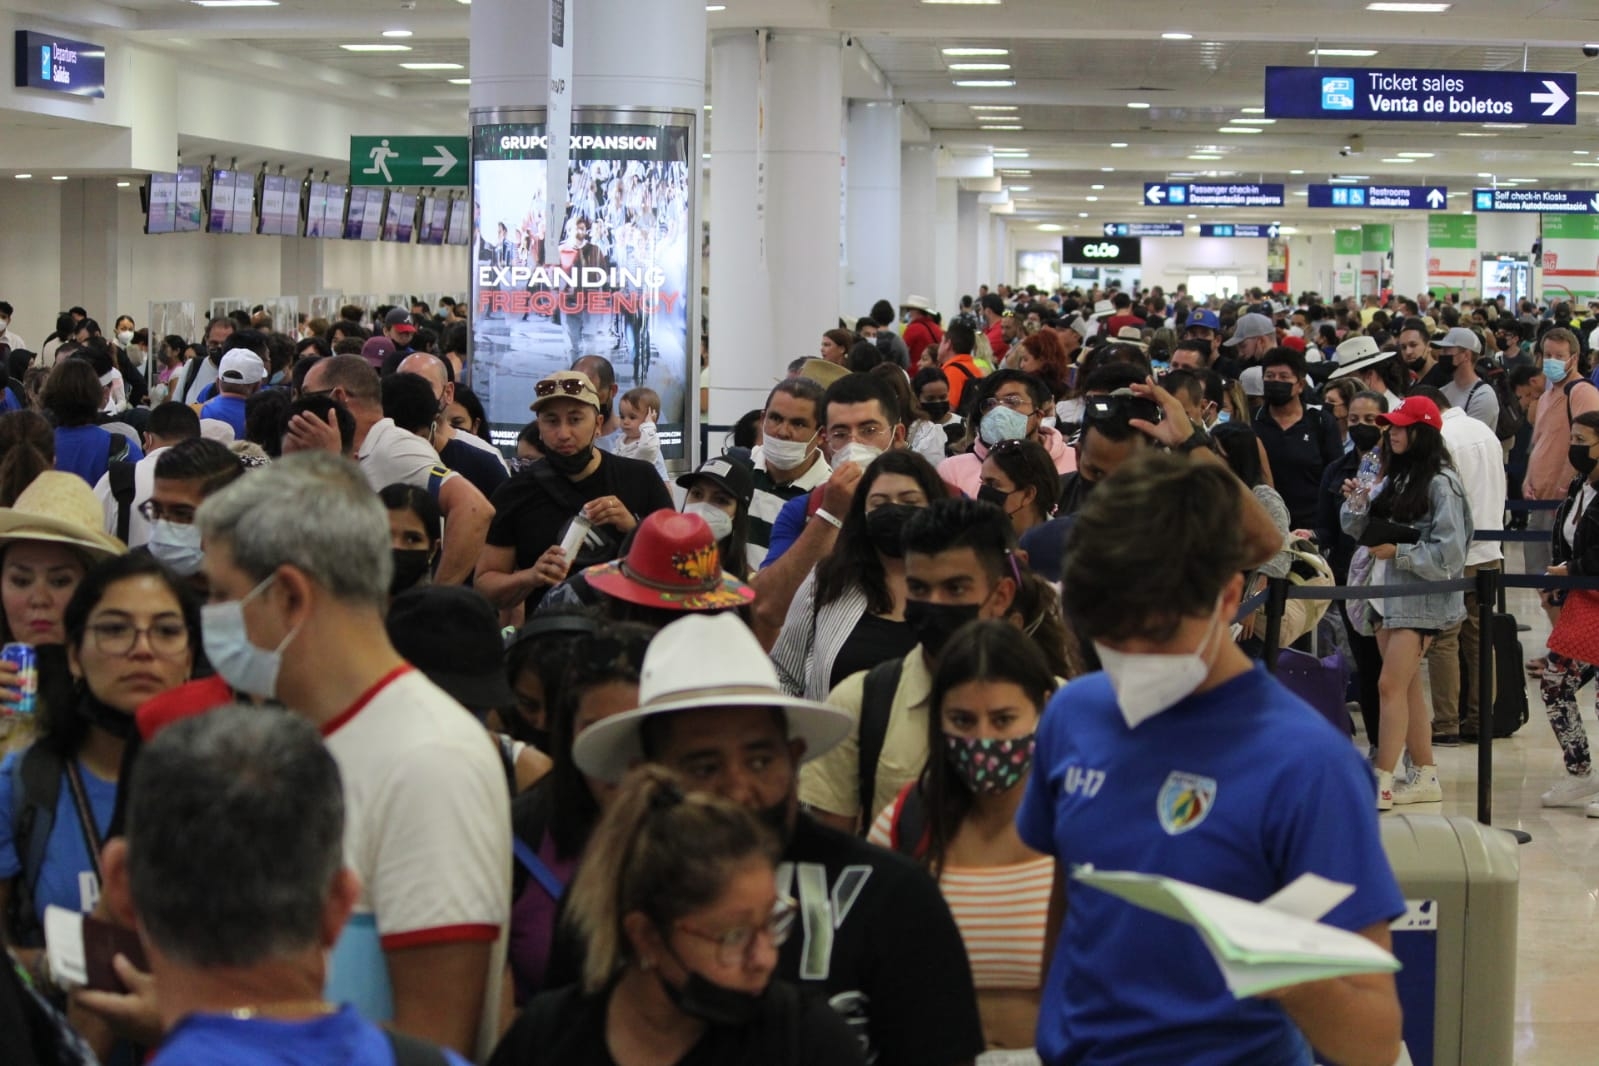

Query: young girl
[[616, 386, 663, 471]]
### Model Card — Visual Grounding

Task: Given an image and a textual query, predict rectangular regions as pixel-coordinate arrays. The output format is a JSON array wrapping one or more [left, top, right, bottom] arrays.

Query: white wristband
[[815, 508, 843, 530]]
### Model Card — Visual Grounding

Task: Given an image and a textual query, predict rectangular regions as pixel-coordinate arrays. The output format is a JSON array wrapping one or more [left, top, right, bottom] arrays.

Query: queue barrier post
[[1475, 565, 1499, 828], [1259, 577, 1290, 674]]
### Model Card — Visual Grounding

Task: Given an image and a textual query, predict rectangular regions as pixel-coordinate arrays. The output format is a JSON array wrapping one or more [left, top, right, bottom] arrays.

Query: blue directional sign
[[13, 31, 105, 98], [1144, 182, 1285, 209], [1473, 187, 1599, 214], [1103, 222, 1186, 238], [1265, 66, 1575, 125], [1307, 184, 1449, 211], [1199, 223, 1281, 239]]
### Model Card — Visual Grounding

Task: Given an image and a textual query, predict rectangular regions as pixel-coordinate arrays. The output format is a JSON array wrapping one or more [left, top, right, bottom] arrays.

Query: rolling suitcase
[[1488, 612, 1528, 738], [1274, 646, 1354, 737]]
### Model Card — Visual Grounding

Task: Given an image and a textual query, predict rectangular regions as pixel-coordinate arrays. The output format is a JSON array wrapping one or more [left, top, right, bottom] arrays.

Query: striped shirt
[[748, 446, 831, 572], [869, 804, 1054, 991]]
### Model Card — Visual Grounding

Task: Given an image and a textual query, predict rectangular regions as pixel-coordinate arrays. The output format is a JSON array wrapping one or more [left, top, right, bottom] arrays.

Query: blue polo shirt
[[199, 393, 248, 440], [150, 1004, 470, 1066], [1017, 664, 1404, 1066]]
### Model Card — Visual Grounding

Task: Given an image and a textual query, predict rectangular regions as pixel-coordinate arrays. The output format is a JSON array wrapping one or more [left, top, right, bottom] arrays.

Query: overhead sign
[[349, 135, 469, 187], [1103, 222, 1185, 238], [1265, 66, 1575, 125], [1144, 182, 1285, 208], [1200, 223, 1280, 239], [1473, 187, 1599, 214], [1307, 184, 1448, 211], [1063, 237, 1141, 265], [14, 31, 105, 98]]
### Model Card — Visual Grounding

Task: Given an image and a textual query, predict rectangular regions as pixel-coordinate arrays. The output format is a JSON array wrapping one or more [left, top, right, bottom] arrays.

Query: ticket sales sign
[[1265, 66, 1575, 125], [1307, 184, 1449, 211], [1144, 182, 1285, 208], [1473, 188, 1599, 214], [13, 31, 105, 98]]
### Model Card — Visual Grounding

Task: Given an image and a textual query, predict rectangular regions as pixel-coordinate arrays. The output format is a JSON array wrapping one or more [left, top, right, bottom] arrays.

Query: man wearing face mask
[[571, 612, 986, 1066], [141, 438, 243, 594], [1524, 328, 1599, 626], [179, 317, 236, 405], [1214, 312, 1274, 381], [1436, 326, 1500, 433], [800, 498, 1023, 833], [936, 370, 1075, 498], [1022, 452, 1405, 1066], [747, 378, 830, 573], [1394, 317, 1449, 389], [94, 402, 202, 550], [196, 451, 512, 1060], [0, 300, 27, 352], [1254, 347, 1343, 530]]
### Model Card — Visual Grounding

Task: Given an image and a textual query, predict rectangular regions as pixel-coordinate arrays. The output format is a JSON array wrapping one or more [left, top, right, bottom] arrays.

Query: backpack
[[4, 746, 64, 949], [1487, 371, 1524, 442], [855, 657, 904, 833], [947, 361, 981, 422], [887, 782, 930, 860], [108, 460, 138, 543]]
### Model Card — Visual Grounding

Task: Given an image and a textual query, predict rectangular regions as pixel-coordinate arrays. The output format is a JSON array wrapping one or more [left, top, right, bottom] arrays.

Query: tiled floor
[[1385, 576, 1598, 1066]]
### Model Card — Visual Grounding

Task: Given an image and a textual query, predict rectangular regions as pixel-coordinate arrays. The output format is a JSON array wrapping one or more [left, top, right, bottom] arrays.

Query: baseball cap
[[1379, 395, 1443, 431], [1186, 308, 1221, 331], [1439, 326, 1482, 354], [218, 349, 267, 386], [1240, 365, 1264, 397], [1224, 313, 1275, 347], [384, 307, 417, 335], [530, 369, 603, 413], [676, 455, 755, 506]]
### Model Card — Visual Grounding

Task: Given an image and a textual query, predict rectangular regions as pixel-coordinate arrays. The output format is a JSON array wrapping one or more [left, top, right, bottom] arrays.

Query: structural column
[[60, 179, 119, 326], [707, 31, 842, 427], [933, 177, 959, 320], [844, 100, 900, 320], [1391, 219, 1428, 300], [900, 143, 936, 305]]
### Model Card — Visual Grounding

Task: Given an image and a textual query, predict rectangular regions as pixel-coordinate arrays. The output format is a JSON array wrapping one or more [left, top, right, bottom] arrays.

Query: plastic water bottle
[[1348, 449, 1381, 516]]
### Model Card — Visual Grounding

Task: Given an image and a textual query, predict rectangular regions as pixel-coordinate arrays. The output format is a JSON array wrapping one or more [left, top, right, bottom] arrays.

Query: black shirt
[[828, 613, 918, 691], [439, 437, 509, 501], [488, 979, 865, 1066], [1254, 404, 1343, 530], [487, 453, 674, 590]]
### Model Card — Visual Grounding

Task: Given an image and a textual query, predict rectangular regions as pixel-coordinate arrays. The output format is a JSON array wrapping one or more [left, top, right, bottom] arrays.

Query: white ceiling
[[15, 0, 1599, 233]]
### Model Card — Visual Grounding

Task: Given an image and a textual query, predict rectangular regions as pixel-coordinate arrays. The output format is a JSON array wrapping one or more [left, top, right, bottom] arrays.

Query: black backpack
[[4, 746, 64, 949], [108, 460, 138, 543], [947, 361, 981, 422]]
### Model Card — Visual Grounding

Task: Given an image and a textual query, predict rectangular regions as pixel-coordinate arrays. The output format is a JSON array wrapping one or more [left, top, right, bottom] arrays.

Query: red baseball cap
[[1378, 395, 1442, 431]]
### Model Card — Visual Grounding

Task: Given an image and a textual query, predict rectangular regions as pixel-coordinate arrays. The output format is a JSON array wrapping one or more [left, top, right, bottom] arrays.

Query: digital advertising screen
[[418, 194, 449, 245], [258, 174, 296, 236], [344, 187, 371, 240], [446, 196, 470, 246], [175, 166, 204, 233], [145, 172, 177, 235], [322, 183, 347, 238], [383, 191, 417, 243], [207, 170, 235, 234], [470, 118, 694, 457], [229, 173, 255, 235], [306, 181, 330, 238]]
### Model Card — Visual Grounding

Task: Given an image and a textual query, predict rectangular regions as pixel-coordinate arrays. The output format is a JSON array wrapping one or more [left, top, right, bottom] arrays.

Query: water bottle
[[1348, 449, 1381, 516]]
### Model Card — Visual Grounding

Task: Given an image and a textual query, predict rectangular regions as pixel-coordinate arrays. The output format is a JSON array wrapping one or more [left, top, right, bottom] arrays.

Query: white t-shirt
[[93, 446, 166, 549], [322, 666, 512, 1062], [357, 418, 457, 496]]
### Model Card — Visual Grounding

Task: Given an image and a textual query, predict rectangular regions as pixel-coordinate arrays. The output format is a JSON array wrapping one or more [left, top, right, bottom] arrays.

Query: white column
[[1391, 220, 1428, 301], [933, 178, 959, 319], [59, 179, 119, 324], [708, 32, 842, 426], [900, 144, 936, 304], [844, 100, 900, 321], [955, 190, 980, 306], [990, 214, 1009, 289]]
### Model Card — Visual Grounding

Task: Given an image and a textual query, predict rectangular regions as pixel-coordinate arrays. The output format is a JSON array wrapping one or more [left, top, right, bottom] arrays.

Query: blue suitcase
[[1275, 647, 1354, 737]]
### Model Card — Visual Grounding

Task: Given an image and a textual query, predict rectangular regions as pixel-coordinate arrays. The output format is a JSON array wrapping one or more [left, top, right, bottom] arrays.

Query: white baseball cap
[[218, 349, 267, 386]]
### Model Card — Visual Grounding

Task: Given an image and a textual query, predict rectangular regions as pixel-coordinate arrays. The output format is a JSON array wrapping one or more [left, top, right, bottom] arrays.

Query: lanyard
[[63, 762, 104, 882], [512, 837, 565, 902]]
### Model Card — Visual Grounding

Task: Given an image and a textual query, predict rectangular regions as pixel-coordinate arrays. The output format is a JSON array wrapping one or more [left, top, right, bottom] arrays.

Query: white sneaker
[[1586, 798, 1599, 819], [1376, 769, 1394, 811], [1540, 773, 1599, 808], [1393, 765, 1443, 805]]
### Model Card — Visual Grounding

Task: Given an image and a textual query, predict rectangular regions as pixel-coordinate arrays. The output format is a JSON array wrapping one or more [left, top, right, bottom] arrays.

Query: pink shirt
[[1527, 380, 1599, 499]]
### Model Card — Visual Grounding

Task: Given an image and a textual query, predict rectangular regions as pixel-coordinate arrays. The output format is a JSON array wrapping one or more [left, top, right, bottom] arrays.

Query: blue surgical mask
[[1543, 358, 1570, 385], [979, 405, 1030, 447], [200, 574, 301, 699], [147, 520, 205, 577]]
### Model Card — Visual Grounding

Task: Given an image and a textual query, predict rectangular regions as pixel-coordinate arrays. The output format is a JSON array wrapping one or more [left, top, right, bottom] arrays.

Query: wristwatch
[[1176, 425, 1213, 454]]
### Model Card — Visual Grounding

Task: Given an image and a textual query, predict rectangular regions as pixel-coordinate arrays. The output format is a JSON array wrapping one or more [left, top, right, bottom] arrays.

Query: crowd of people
[[0, 279, 1585, 1065]]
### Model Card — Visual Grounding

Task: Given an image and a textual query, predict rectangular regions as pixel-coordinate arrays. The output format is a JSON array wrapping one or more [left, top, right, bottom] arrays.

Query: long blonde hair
[[564, 765, 781, 993]]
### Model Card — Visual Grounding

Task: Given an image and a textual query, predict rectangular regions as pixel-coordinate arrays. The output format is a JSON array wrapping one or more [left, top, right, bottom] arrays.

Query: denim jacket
[[1341, 467, 1472, 631]]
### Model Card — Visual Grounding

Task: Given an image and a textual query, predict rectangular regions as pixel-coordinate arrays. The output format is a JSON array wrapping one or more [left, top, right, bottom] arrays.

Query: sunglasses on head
[[536, 378, 590, 398]]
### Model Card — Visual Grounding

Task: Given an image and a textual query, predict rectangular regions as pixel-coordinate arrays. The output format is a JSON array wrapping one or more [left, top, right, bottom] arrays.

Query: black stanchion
[[1476, 566, 1497, 828], [1260, 577, 1289, 675]]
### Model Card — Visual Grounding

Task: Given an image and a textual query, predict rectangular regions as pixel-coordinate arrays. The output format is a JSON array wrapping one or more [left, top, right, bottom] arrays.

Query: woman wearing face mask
[[938, 371, 1075, 499], [978, 438, 1058, 538], [380, 483, 441, 597], [869, 362, 948, 473], [491, 766, 865, 1066], [676, 456, 754, 583], [1028, 452, 1406, 1066], [770, 451, 944, 701], [869, 620, 1056, 1055], [1341, 395, 1470, 810], [1533, 412, 1599, 813]]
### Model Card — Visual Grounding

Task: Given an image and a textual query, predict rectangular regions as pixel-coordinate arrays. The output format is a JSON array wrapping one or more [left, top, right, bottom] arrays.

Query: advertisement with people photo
[[471, 119, 693, 458]]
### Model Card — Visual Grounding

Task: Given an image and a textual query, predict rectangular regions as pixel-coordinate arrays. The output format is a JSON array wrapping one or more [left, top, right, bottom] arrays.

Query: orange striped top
[[869, 805, 1054, 991]]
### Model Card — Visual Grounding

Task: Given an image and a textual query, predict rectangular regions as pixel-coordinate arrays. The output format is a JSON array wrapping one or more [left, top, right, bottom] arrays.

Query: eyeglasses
[[536, 378, 591, 399], [676, 897, 798, 968], [826, 422, 890, 447], [86, 618, 190, 657], [980, 395, 1035, 415], [138, 500, 197, 525]]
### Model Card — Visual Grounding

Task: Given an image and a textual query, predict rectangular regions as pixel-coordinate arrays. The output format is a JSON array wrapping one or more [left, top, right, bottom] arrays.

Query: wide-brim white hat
[[572, 613, 853, 784]]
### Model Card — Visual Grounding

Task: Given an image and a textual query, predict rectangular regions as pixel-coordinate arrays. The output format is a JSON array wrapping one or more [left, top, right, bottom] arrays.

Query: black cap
[[676, 454, 755, 505], [386, 586, 515, 711]]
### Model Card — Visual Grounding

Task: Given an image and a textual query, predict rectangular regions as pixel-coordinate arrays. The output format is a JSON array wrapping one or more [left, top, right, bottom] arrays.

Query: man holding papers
[[1019, 450, 1405, 1066]]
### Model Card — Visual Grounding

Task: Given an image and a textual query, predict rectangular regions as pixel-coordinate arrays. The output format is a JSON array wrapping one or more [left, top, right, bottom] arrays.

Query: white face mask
[[832, 442, 884, 469], [760, 435, 814, 471], [116, 330, 135, 347], [1093, 597, 1227, 730], [147, 520, 205, 576], [683, 501, 734, 542], [0, 318, 9, 332]]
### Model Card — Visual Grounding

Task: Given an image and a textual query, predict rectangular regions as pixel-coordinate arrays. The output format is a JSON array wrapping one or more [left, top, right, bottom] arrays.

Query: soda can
[[2, 642, 37, 717]]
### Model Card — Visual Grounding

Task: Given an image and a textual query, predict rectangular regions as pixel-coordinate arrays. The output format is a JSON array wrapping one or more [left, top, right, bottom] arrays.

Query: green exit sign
[[349, 135, 469, 187]]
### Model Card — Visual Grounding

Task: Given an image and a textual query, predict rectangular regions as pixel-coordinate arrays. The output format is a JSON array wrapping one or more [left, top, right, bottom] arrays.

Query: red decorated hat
[[583, 511, 755, 612]]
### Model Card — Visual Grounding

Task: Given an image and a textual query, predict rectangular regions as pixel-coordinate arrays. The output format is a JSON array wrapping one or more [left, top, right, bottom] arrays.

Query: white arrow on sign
[[1531, 80, 1570, 118], [1267, 224, 1280, 238], [1426, 188, 1446, 209], [422, 144, 459, 178], [1590, 194, 1599, 213], [1104, 223, 1118, 236], [1145, 185, 1166, 204]]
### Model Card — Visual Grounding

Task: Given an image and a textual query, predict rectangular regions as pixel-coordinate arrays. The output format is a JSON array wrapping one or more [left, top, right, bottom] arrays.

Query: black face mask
[[390, 549, 433, 595], [865, 504, 917, 558], [206, 344, 223, 362], [79, 687, 135, 740], [904, 599, 984, 658], [658, 963, 768, 1028], [977, 483, 1014, 514], [1262, 381, 1296, 408], [544, 442, 596, 477], [1570, 443, 1598, 477], [922, 400, 951, 422], [1348, 424, 1382, 454]]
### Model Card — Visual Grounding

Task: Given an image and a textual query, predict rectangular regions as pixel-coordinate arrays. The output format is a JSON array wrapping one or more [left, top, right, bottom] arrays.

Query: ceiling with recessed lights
[[10, 0, 1599, 234]]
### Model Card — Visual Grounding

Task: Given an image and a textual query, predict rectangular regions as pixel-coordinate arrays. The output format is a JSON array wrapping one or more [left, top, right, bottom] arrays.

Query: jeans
[[1425, 562, 1498, 735]]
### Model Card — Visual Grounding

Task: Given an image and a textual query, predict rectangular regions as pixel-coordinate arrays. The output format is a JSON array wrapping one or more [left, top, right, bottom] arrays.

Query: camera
[[1584, 43, 1599, 58], [1084, 389, 1162, 428]]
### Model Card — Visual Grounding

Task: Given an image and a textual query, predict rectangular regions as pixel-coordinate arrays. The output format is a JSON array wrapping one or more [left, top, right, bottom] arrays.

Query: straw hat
[[0, 471, 127, 560]]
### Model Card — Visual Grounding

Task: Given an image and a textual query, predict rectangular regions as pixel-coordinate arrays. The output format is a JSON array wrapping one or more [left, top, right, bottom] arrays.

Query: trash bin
[[1377, 815, 1519, 1066]]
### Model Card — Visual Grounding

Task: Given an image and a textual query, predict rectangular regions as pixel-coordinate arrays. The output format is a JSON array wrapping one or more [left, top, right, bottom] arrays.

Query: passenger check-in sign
[[1265, 66, 1576, 125]]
